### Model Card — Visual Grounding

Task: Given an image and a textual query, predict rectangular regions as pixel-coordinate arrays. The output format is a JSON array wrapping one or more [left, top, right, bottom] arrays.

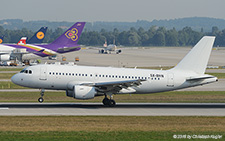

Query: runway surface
[[0, 103, 225, 116]]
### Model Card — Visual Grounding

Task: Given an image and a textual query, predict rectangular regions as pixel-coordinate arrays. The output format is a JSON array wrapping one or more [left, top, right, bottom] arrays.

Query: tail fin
[[0, 36, 4, 44], [27, 27, 48, 44], [17, 37, 27, 45], [172, 36, 215, 75], [50, 22, 85, 46]]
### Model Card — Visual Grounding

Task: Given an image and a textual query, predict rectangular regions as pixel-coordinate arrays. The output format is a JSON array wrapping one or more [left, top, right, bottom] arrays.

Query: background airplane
[[11, 36, 217, 106], [0, 22, 85, 62], [98, 40, 122, 54]]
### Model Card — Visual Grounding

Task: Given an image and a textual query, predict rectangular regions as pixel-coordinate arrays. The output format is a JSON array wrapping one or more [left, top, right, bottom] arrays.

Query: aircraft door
[[167, 73, 174, 87], [39, 66, 47, 80]]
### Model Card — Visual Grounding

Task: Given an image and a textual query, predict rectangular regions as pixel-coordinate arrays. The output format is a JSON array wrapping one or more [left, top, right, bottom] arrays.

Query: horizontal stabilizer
[[57, 46, 81, 52], [186, 75, 216, 81]]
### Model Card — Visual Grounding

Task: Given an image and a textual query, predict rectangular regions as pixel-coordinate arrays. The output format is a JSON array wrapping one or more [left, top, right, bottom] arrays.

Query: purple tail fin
[[50, 22, 85, 46]]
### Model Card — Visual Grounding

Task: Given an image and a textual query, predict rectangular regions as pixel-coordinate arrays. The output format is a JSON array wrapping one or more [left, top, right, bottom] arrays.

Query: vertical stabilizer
[[27, 27, 48, 44], [50, 22, 85, 46], [172, 36, 215, 75], [0, 36, 4, 44]]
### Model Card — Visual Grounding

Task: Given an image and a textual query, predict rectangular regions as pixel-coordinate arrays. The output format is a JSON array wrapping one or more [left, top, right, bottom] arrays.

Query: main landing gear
[[102, 95, 116, 106], [38, 89, 45, 103]]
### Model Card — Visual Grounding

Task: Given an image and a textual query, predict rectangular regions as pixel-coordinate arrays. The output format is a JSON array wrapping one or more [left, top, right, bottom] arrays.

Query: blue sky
[[1, 0, 225, 22]]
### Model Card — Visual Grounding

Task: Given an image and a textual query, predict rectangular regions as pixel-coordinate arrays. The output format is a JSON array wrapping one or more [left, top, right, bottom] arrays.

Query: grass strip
[[0, 82, 26, 89], [0, 116, 224, 140], [0, 73, 16, 79], [0, 131, 223, 141], [0, 91, 224, 103], [207, 73, 225, 78], [0, 68, 23, 71]]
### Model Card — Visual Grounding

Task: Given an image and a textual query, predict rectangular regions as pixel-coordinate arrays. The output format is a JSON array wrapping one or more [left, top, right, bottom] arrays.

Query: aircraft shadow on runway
[[0, 103, 225, 109]]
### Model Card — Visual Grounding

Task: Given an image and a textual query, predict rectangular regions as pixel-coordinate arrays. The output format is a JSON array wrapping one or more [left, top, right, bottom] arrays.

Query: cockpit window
[[20, 69, 32, 74], [20, 69, 26, 73]]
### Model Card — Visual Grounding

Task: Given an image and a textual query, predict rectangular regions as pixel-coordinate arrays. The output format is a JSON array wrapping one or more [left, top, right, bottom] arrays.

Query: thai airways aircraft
[[0, 22, 85, 61], [11, 36, 217, 106]]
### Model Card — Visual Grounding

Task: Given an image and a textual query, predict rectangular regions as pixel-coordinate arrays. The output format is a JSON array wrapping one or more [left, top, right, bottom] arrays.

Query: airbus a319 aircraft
[[11, 36, 217, 106], [0, 22, 85, 61]]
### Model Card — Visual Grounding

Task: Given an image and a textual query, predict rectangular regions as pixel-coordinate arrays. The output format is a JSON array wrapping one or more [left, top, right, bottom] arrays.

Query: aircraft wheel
[[110, 99, 116, 107], [38, 97, 44, 103], [102, 97, 110, 106]]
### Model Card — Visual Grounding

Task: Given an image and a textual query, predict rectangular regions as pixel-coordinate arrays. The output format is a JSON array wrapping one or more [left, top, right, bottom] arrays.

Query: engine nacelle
[[66, 85, 96, 100], [116, 50, 122, 54], [0, 54, 11, 61]]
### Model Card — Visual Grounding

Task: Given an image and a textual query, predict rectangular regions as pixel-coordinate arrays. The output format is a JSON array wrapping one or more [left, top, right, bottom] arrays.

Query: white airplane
[[11, 36, 217, 106], [98, 41, 122, 54]]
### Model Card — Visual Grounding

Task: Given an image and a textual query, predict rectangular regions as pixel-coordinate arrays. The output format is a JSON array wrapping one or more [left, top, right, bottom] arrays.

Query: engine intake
[[66, 85, 96, 100]]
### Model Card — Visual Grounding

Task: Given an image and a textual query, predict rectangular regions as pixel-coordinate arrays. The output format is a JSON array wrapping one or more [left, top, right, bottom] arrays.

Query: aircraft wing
[[82, 79, 146, 93]]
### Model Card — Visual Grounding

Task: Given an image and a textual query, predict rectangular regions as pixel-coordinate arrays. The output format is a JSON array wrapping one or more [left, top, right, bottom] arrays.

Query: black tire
[[110, 99, 116, 107], [103, 98, 113, 106], [38, 97, 44, 103]]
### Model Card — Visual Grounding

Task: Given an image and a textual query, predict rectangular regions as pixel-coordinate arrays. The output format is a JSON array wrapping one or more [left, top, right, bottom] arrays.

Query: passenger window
[[25, 70, 28, 73], [49, 72, 51, 75], [29, 70, 32, 74]]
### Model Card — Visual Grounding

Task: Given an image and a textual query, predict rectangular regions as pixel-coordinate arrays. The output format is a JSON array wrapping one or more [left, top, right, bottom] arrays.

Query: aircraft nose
[[11, 74, 22, 85]]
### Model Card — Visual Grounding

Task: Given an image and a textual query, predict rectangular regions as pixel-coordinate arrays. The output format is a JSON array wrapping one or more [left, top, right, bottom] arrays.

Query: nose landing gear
[[38, 89, 45, 103]]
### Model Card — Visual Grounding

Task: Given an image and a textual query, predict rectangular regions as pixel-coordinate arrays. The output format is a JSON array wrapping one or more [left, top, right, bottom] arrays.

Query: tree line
[[0, 25, 225, 47]]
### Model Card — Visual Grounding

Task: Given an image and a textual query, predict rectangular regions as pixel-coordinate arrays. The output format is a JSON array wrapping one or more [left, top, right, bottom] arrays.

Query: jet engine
[[0, 54, 11, 61], [66, 85, 96, 100]]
